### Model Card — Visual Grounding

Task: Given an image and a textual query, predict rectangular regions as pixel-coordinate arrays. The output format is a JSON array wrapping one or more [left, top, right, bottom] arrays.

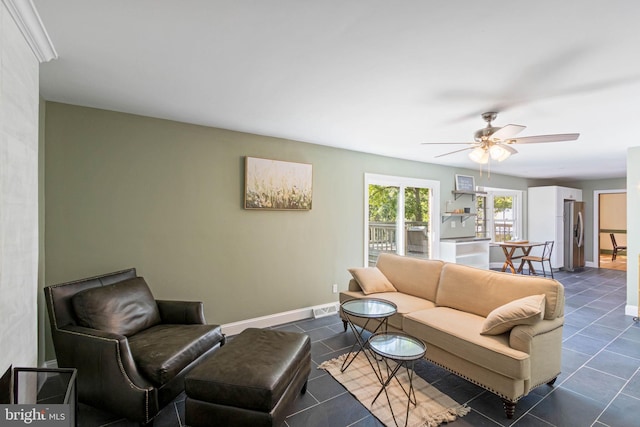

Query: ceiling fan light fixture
[[468, 147, 489, 164], [489, 144, 512, 162]]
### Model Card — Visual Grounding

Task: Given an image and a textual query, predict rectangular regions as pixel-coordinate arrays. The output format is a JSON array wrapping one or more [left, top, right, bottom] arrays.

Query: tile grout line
[[591, 367, 640, 427]]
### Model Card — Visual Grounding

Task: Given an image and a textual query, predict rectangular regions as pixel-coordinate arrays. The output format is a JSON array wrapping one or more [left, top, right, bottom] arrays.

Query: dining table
[[495, 241, 546, 274]]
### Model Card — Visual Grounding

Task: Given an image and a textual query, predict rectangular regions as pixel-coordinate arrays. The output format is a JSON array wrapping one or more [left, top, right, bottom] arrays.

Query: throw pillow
[[348, 267, 397, 295], [481, 294, 546, 335], [72, 277, 161, 336]]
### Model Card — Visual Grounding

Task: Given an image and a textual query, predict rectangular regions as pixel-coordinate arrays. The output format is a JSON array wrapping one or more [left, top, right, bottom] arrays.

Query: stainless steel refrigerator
[[563, 200, 585, 271]]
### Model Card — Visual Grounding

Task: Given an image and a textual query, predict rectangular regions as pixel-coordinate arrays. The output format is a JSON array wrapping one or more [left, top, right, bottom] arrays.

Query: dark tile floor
[[74, 267, 639, 426]]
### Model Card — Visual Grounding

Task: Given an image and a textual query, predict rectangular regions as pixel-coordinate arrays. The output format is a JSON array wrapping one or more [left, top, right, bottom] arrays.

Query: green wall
[[43, 102, 527, 348]]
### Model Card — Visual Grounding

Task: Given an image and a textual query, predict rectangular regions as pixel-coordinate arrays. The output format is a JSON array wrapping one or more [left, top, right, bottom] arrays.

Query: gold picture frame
[[244, 157, 313, 210]]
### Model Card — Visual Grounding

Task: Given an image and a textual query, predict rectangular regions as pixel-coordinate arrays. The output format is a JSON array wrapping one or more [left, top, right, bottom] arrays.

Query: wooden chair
[[609, 233, 627, 261], [522, 240, 554, 278]]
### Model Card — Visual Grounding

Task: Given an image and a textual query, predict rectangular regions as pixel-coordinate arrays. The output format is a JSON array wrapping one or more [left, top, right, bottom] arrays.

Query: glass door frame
[[364, 173, 440, 265]]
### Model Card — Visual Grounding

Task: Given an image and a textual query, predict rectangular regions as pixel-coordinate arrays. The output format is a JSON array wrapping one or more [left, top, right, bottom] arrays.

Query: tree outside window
[[493, 196, 514, 242], [476, 190, 521, 243]]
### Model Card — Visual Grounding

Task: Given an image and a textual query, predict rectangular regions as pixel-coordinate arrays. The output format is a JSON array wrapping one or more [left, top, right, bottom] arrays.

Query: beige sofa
[[339, 253, 564, 418]]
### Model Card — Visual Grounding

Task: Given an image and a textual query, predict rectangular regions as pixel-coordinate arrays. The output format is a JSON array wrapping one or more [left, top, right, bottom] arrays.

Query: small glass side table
[[368, 332, 427, 427], [340, 298, 397, 373]]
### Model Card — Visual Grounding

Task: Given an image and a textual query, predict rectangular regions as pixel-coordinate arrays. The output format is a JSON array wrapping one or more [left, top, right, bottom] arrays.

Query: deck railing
[[369, 222, 397, 252], [368, 221, 429, 264]]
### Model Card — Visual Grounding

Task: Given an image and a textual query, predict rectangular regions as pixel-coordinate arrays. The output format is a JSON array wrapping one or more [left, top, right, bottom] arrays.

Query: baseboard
[[490, 262, 598, 271], [41, 359, 59, 385], [625, 305, 638, 318], [221, 302, 338, 336], [489, 261, 560, 273], [43, 359, 58, 369]]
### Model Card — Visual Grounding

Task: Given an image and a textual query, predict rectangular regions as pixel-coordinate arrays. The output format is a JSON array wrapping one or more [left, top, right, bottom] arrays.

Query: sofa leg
[[342, 320, 348, 331], [140, 420, 154, 427], [301, 379, 308, 395], [547, 377, 557, 386], [502, 399, 516, 419]]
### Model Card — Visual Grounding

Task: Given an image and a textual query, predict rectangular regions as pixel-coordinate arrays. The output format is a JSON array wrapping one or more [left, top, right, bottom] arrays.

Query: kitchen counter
[[440, 238, 490, 269]]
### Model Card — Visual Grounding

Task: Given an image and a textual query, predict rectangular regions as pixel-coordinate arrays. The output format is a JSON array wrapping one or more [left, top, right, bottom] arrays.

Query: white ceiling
[[34, 0, 640, 180]]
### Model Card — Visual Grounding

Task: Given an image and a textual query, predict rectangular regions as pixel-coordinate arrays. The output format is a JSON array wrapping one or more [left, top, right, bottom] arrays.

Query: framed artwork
[[244, 157, 313, 210], [455, 174, 475, 192]]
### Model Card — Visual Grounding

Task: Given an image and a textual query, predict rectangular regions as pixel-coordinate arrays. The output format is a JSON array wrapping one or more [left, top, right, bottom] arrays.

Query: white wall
[[0, 1, 41, 374], [627, 147, 640, 316]]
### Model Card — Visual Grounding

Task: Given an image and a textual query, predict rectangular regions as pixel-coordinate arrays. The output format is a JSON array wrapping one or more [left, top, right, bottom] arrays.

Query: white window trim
[[364, 173, 440, 265], [478, 187, 523, 243]]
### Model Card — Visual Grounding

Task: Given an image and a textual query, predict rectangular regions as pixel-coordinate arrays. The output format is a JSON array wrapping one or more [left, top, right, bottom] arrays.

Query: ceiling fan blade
[[434, 146, 474, 158], [490, 124, 526, 140], [509, 133, 580, 144]]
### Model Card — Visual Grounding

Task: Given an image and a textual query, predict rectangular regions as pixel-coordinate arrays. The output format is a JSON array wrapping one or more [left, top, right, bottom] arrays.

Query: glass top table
[[368, 332, 427, 427], [340, 298, 397, 373], [368, 332, 427, 361], [341, 298, 398, 319]]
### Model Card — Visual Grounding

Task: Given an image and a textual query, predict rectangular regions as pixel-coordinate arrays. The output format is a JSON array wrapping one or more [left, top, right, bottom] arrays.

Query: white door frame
[[364, 173, 441, 265], [592, 188, 626, 268]]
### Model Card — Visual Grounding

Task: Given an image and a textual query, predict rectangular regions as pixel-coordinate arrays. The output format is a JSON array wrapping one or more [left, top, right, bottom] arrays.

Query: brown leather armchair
[[44, 268, 225, 425]]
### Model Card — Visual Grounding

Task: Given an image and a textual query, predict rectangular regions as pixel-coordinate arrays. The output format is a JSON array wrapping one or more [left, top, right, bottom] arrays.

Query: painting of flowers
[[244, 157, 313, 210]]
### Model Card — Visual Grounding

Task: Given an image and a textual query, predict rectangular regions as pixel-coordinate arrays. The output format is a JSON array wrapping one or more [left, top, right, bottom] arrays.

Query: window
[[476, 195, 487, 238], [365, 174, 440, 266], [476, 188, 523, 242]]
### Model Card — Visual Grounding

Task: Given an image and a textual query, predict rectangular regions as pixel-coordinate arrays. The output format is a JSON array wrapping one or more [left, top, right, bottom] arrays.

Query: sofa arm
[[509, 317, 564, 353], [156, 300, 206, 324]]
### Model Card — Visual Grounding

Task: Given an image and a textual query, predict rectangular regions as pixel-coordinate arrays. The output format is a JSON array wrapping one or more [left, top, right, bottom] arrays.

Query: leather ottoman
[[185, 327, 311, 427]]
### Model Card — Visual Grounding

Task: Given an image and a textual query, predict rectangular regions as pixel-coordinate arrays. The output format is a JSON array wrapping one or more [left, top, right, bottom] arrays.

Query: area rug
[[318, 352, 469, 427]]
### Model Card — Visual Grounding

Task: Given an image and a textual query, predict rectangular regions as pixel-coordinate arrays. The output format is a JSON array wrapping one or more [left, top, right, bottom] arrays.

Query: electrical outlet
[[332, 284, 338, 293], [451, 220, 456, 228]]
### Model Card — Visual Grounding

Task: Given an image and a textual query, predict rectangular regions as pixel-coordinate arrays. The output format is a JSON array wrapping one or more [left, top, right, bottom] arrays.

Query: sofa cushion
[[403, 307, 530, 380], [436, 263, 564, 319], [72, 277, 161, 336], [376, 253, 443, 301], [128, 324, 224, 386], [481, 294, 546, 335], [348, 267, 397, 294], [340, 290, 436, 330]]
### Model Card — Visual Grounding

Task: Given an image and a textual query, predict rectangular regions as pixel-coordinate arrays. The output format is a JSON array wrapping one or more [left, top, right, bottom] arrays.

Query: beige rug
[[318, 352, 469, 427]]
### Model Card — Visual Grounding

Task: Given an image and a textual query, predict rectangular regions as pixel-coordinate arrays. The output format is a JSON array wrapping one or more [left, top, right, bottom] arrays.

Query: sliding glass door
[[365, 174, 440, 266]]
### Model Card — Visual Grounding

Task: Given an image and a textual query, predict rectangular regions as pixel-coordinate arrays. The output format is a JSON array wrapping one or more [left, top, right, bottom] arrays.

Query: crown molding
[[2, 0, 57, 62]]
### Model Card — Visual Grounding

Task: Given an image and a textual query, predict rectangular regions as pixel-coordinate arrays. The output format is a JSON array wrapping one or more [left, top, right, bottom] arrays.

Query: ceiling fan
[[423, 112, 580, 164]]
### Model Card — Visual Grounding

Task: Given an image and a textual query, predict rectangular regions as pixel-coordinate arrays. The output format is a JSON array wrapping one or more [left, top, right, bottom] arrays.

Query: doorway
[[596, 191, 627, 271], [364, 174, 440, 266]]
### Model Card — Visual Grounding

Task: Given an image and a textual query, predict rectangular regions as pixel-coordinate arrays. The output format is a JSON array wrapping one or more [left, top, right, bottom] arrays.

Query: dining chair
[[609, 233, 627, 261], [521, 240, 554, 278]]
